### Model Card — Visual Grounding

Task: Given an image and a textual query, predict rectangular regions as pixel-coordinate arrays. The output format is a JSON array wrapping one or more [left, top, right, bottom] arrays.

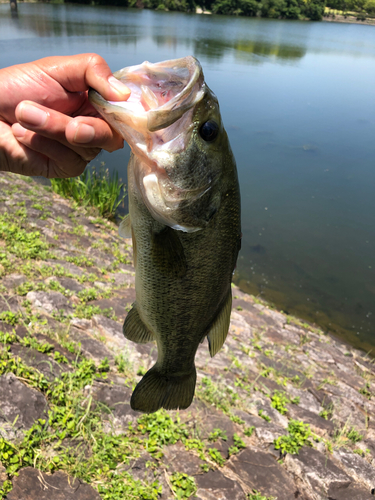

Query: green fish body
[[89, 57, 241, 413]]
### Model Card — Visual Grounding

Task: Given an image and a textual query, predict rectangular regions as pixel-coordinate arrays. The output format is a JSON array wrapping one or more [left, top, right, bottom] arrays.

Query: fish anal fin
[[119, 214, 132, 238], [123, 303, 154, 344], [131, 365, 197, 413], [151, 227, 187, 279], [207, 291, 232, 357]]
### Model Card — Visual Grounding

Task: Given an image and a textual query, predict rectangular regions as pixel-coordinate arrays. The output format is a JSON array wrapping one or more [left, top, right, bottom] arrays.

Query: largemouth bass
[[89, 56, 241, 413]]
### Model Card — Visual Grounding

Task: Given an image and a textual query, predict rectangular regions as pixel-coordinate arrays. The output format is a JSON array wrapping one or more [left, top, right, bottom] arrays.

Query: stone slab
[[227, 448, 299, 500], [10, 345, 70, 381], [0, 373, 48, 434], [195, 469, 244, 500], [6, 467, 101, 500]]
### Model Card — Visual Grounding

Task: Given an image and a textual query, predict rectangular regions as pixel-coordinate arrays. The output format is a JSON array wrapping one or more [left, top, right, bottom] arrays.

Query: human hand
[[0, 53, 130, 178]]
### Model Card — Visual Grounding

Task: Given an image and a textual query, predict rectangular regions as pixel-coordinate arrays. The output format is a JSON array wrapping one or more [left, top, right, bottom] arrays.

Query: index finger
[[36, 53, 131, 101]]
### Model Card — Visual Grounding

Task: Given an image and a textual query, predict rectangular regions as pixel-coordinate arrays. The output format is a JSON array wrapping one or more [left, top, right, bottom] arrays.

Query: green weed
[[248, 490, 276, 500], [244, 426, 255, 437], [208, 448, 225, 466], [0, 214, 49, 260], [258, 410, 271, 422], [170, 472, 197, 499], [228, 433, 246, 456], [274, 420, 312, 455], [50, 166, 126, 221], [346, 427, 363, 443], [208, 428, 227, 441]]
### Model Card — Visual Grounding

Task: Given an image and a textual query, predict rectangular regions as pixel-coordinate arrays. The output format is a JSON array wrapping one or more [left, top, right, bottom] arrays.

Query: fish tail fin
[[131, 365, 197, 413]]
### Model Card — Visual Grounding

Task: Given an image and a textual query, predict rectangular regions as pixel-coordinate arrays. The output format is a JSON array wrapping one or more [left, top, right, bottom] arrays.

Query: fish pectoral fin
[[123, 304, 155, 344], [207, 290, 232, 357], [119, 214, 132, 239], [131, 366, 197, 413], [151, 227, 187, 279]]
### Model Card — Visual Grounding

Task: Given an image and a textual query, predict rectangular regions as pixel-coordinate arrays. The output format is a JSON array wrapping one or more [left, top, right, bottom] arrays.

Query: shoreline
[[1, 0, 374, 26]]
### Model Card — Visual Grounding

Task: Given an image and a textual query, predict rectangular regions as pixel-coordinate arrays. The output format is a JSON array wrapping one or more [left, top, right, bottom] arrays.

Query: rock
[[284, 446, 353, 499], [286, 404, 334, 436], [164, 442, 207, 476], [232, 410, 287, 445], [68, 327, 114, 364], [332, 449, 375, 491], [195, 469, 244, 500], [89, 298, 126, 321], [89, 380, 140, 432], [108, 271, 135, 287], [92, 314, 128, 349], [0, 373, 49, 436], [26, 291, 72, 315], [6, 467, 101, 500], [227, 448, 299, 500], [327, 483, 375, 499], [0, 323, 27, 338], [121, 452, 157, 483], [0, 274, 26, 289], [0, 296, 22, 314], [10, 345, 70, 381], [285, 385, 322, 414], [250, 396, 289, 429], [33, 334, 77, 364], [56, 277, 84, 293], [0, 462, 7, 483], [193, 407, 240, 458]]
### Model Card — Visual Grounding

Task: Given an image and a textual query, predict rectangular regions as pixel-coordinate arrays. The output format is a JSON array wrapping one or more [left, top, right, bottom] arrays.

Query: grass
[[0, 340, 163, 499], [50, 166, 126, 221]]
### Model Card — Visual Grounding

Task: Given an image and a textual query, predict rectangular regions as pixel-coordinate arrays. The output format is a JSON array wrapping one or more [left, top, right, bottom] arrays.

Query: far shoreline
[[1, 0, 374, 26]]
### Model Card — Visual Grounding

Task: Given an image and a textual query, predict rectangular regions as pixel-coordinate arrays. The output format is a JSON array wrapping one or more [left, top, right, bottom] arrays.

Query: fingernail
[[108, 76, 131, 99], [12, 123, 27, 138], [19, 103, 48, 127], [73, 123, 95, 144]]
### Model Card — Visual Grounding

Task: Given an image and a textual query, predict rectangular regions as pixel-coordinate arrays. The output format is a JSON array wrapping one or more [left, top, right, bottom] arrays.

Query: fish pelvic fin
[[131, 366, 197, 413], [119, 214, 132, 239], [123, 303, 155, 344], [207, 290, 232, 357]]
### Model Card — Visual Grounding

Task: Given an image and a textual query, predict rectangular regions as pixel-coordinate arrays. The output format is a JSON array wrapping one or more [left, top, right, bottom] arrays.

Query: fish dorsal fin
[[207, 290, 232, 357], [151, 227, 187, 279], [123, 303, 155, 344], [119, 214, 132, 238]]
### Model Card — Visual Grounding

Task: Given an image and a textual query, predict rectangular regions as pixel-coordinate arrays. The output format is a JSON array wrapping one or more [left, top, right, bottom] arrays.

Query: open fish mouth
[[89, 56, 211, 232], [89, 56, 205, 159]]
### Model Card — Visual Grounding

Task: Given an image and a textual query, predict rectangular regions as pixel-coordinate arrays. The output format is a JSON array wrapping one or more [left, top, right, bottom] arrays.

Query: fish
[[89, 56, 241, 413]]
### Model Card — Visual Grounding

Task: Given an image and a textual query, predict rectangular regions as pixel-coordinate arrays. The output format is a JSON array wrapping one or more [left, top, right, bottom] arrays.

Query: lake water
[[1, 3, 375, 352]]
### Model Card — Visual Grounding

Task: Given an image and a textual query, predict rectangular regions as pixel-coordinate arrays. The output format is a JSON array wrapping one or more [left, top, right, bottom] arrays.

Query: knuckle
[[88, 53, 105, 71]]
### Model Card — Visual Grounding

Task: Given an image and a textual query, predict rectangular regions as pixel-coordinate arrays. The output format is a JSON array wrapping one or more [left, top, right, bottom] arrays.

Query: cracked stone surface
[[227, 448, 299, 499], [6, 467, 101, 500], [195, 470, 244, 500], [284, 446, 353, 499], [0, 373, 49, 436]]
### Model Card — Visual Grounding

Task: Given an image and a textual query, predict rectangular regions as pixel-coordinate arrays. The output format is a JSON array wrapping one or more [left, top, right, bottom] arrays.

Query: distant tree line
[[65, 0, 374, 20], [325, 0, 374, 14]]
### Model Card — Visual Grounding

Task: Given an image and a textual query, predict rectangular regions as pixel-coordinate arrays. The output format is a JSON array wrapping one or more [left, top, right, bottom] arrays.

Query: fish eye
[[199, 120, 219, 142]]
